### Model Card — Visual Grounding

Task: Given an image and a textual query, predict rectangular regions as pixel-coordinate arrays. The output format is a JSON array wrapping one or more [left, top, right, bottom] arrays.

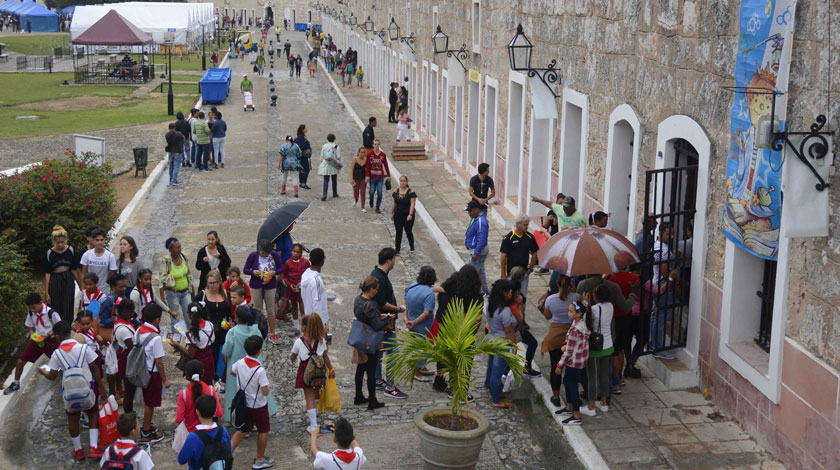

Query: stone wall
[[208, 0, 319, 26], [320, 1, 840, 465]]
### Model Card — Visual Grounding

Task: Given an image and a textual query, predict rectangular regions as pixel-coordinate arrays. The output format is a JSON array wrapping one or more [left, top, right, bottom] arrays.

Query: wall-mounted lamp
[[507, 24, 561, 98], [432, 25, 467, 71], [388, 17, 415, 53]]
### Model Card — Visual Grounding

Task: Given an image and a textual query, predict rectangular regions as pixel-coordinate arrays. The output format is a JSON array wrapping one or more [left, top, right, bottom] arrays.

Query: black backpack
[[196, 429, 234, 470], [230, 366, 261, 431], [101, 446, 142, 470]]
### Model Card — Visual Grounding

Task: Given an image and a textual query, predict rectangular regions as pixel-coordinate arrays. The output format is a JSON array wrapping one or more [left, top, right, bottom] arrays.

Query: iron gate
[[638, 146, 698, 356]]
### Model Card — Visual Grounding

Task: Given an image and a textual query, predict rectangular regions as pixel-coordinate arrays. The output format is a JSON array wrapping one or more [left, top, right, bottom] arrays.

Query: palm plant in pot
[[386, 299, 524, 470]]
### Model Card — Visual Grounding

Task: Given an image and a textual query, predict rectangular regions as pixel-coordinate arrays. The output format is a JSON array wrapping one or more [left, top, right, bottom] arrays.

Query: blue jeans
[[563, 366, 583, 411], [507, 272, 530, 296], [167, 152, 182, 184], [322, 174, 338, 197], [165, 289, 192, 332], [650, 293, 672, 350], [182, 140, 192, 165], [486, 353, 509, 403], [375, 331, 396, 387], [369, 177, 384, 210], [467, 245, 489, 295], [194, 143, 210, 170]]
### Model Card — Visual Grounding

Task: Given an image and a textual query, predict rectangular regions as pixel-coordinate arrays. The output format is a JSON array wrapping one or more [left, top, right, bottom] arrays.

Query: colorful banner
[[722, 0, 796, 260]]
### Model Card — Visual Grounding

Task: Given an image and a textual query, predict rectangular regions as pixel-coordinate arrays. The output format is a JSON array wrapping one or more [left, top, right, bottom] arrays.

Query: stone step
[[392, 141, 427, 161]]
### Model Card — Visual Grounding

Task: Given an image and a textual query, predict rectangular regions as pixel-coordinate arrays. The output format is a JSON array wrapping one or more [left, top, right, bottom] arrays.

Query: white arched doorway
[[603, 104, 642, 238], [650, 115, 711, 373]]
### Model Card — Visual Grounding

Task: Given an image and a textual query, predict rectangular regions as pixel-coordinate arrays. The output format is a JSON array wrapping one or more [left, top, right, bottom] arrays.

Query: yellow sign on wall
[[469, 69, 479, 83]]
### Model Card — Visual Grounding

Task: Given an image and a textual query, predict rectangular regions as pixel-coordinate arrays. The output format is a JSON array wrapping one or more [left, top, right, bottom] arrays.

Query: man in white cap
[[240, 73, 253, 95]]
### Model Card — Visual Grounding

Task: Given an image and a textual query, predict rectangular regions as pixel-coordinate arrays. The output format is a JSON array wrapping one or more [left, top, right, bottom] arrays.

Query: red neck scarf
[[78, 327, 96, 343], [137, 283, 153, 305], [334, 450, 357, 464], [83, 288, 102, 304], [31, 304, 48, 328], [59, 339, 78, 353], [137, 322, 159, 336], [244, 357, 261, 368]]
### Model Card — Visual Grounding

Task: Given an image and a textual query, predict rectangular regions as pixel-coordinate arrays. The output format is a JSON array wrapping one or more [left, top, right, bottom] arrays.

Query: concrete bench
[[0, 55, 9, 63]]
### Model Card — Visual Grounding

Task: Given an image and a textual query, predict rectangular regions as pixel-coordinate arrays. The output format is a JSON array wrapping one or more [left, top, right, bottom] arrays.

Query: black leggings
[[355, 357, 377, 400], [522, 326, 538, 370], [549, 349, 563, 392], [394, 212, 415, 252]]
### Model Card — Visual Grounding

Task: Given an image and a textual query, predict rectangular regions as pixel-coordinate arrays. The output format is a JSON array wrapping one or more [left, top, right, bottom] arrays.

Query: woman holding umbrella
[[243, 239, 283, 345]]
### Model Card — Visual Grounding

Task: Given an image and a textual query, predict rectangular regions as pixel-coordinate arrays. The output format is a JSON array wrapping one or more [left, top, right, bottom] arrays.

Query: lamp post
[[201, 22, 207, 71], [506, 24, 561, 98], [167, 39, 174, 116], [431, 25, 467, 70]]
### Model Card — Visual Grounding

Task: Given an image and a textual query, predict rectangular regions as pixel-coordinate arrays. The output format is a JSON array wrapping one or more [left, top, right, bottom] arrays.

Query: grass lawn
[[0, 95, 197, 139], [1, 33, 70, 55], [171, 73, 202, 82], [131, 53, 213, 72], [0, 73, 135, 107], [152, 83, 202, 95]]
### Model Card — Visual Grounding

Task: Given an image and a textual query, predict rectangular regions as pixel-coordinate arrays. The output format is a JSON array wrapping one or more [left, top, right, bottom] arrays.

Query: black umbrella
[[256, 201, 310, 247]]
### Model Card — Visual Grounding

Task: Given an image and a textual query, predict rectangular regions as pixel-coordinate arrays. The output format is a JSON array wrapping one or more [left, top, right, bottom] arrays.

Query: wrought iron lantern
[[364, 16, 374, 32], [432, 25, 467, 71], [507, 24, 561, 98], [388, 17, 415, 53], [349, 13, 357, 26]]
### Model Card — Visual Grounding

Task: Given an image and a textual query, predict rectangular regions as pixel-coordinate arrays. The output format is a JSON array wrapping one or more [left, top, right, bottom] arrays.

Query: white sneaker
[[252, 457, 276, 470], [353, 200, 358, 208], [579, 406, 597, 417], [361, 208, 367, 213], [596, 402, 609, 412]]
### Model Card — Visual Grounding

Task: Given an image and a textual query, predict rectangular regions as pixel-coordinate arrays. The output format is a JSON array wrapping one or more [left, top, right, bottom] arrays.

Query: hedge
[[0, 235, 30, 362], [0, 151, 116, 266]]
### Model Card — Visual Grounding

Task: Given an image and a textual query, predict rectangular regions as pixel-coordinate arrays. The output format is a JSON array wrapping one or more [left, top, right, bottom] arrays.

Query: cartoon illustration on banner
[[722, 0, 796, 260]]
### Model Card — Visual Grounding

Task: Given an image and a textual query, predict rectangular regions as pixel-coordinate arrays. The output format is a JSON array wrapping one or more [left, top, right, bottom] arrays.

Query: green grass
[[0, 73, 135, 107], [131, 53, 211, 72], [1, 34, 70, 55], [0, 95, 198, 139], [153, 83, 202, 95], [171, 73, 202, 82]]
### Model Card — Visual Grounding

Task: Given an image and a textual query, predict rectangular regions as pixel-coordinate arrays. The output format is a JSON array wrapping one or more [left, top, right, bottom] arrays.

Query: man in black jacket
[[387, 83, 398, 123], [363, 117, 376, 149], [174, 111, 192, 167], [165, 123, 185, 185]]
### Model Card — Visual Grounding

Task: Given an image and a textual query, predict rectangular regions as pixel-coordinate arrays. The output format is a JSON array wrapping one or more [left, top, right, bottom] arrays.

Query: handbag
[[384, 178, 392, 191], [589, 305, 604, 352], [347, 301, 386, 354]]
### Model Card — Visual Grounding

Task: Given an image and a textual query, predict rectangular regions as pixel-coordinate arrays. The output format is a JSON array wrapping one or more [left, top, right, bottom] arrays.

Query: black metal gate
[[638, 140, 698, 356]]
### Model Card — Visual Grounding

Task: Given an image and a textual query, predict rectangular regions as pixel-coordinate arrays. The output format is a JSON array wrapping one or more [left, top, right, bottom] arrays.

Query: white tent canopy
[[70, 2, 215, 45]]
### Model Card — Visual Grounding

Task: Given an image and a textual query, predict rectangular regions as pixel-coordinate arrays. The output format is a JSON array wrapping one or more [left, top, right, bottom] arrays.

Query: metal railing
[[16, 55, 53, 72], [754, 260, 778, 352], [73, 63, 151, 84]]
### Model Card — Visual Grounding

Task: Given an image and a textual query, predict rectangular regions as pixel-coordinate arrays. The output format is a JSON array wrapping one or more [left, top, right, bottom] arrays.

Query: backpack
[[100, 445, 142, 470], [302, 341, 327, 388], [230, 365, 262, 431], [196, 429, 234, 470], [125, 333, 157, 388], [54, 344, 96, 412]]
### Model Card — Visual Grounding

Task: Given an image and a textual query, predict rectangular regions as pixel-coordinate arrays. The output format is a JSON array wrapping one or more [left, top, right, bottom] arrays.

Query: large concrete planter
[[414, 408, 490, 470]]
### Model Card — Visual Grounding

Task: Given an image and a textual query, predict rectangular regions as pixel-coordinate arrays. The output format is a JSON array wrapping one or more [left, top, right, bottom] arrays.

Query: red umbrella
[[537, 227, 639, 276]]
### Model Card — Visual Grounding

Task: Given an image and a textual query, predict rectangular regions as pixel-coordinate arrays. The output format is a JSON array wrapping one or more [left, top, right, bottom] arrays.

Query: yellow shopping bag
[[317, 376, 342, 413]]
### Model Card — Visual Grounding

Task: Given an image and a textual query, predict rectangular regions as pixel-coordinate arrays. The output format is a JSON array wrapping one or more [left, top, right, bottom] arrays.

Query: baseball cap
[[465, 200, 482, 211], [562, 196, 576, 208], [242, 73, 248, 77]]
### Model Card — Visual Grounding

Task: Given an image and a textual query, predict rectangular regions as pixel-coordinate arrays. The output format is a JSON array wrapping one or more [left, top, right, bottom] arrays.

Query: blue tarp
[[0, 1, 19, 13], [17, 3, 59, 32], [4, 1, 32, 14], [199, 67, 232, 103]]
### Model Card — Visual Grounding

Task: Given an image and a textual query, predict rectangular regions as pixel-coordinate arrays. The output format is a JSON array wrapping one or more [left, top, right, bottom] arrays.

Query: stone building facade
[[198, 0, 319, 28], [319, 0, 840, 468]]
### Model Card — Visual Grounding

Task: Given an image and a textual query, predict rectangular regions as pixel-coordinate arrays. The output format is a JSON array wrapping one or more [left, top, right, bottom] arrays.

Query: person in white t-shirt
[[229, 335, 275, 470], [79, 227, 117, 294], [301, 248, 329, 327], [37, 320, 107, 461], [311, 417, 366, 469], [100, 413, 154, 470]]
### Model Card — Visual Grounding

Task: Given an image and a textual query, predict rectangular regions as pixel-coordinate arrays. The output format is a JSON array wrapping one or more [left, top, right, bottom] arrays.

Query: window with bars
[[754, 259, 777, 352]]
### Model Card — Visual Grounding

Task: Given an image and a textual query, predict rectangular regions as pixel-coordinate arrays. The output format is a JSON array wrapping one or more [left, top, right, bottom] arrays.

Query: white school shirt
[[300, 268, 328, 324], [313, 448, 367, 470], [186, 319, 215, 350], [135, 323, 165, 372], [291, 337, 327, 362], [48, 339, 98, 372], [75, 288, 106, 314], [80, 249, 117, 293], [100, 439, 154, 470], [231, 356, 269, 409], [25, 304, 62, 336], [113, 320, 136, 349]]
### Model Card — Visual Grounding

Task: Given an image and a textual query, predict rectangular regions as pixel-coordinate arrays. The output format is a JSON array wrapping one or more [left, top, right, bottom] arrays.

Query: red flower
[[78, 163, 84, 168], [40, 213, 45, 218], [34, 193, 40, 200]]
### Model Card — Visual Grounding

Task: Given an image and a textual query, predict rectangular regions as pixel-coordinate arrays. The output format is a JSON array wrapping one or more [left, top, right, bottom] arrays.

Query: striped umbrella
[[537, 227, 640, 276]]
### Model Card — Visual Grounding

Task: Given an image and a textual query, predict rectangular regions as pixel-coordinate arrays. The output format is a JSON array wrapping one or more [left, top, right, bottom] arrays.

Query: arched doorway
[[265, 7, 274, 27], [604, 104, 642, 238]]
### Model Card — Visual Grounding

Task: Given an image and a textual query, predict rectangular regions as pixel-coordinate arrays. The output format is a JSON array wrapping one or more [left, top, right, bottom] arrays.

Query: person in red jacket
[[365, 139, 391, 214]]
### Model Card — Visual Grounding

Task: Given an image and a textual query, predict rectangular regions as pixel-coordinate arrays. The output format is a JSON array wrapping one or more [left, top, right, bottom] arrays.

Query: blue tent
[[0, 1, 19, 13], [59, 5, 74, 16], [17, 3, 59, 32], [4, 1, 33, 14]]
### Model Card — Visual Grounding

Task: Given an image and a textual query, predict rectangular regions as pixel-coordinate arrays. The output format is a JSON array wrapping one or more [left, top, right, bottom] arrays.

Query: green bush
[[0, 235, 30, 362], [0, 152, 116, 265]]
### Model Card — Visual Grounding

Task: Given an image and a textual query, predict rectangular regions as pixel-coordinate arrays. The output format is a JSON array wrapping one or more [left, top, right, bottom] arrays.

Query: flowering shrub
[[0, 151, 116, 265], [0, 235, 30, 362]]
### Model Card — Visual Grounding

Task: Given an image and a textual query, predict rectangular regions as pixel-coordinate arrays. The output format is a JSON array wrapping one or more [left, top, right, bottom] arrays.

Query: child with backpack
[[222, 306, 278, 422], [100, 413, 154, 470], [310, 417, 366, 469], [178, 394, 233, 470], [173, 360, 223, 453], [4, 292, 62, 395], [113, 299, 138, 413], [290, 313, 334, 434], [229, 335, 275, 470], [132, 304, 170, 443], [37, 320, 106, 461], [169, 303, 216, 385]]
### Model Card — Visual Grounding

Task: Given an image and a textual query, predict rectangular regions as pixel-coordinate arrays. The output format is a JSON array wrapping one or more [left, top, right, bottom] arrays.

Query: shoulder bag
[[589, 304, 604, 352], [347, 301, 386, 355]]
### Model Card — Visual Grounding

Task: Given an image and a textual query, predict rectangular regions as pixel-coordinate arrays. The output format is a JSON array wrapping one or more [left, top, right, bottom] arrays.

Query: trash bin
[[133, 147, 148, 177], [199, 67, 232, 104]]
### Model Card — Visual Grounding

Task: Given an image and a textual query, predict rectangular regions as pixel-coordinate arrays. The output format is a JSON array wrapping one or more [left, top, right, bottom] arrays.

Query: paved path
[[0, 33, 579, 470]]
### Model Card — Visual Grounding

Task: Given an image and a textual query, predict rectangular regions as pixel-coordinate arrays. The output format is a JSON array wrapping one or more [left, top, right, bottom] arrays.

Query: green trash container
[[133, 147, 148, 177]]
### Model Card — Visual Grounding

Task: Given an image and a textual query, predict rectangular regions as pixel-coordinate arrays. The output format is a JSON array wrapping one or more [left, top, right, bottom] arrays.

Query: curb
[[310, 41, 610, 470]]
